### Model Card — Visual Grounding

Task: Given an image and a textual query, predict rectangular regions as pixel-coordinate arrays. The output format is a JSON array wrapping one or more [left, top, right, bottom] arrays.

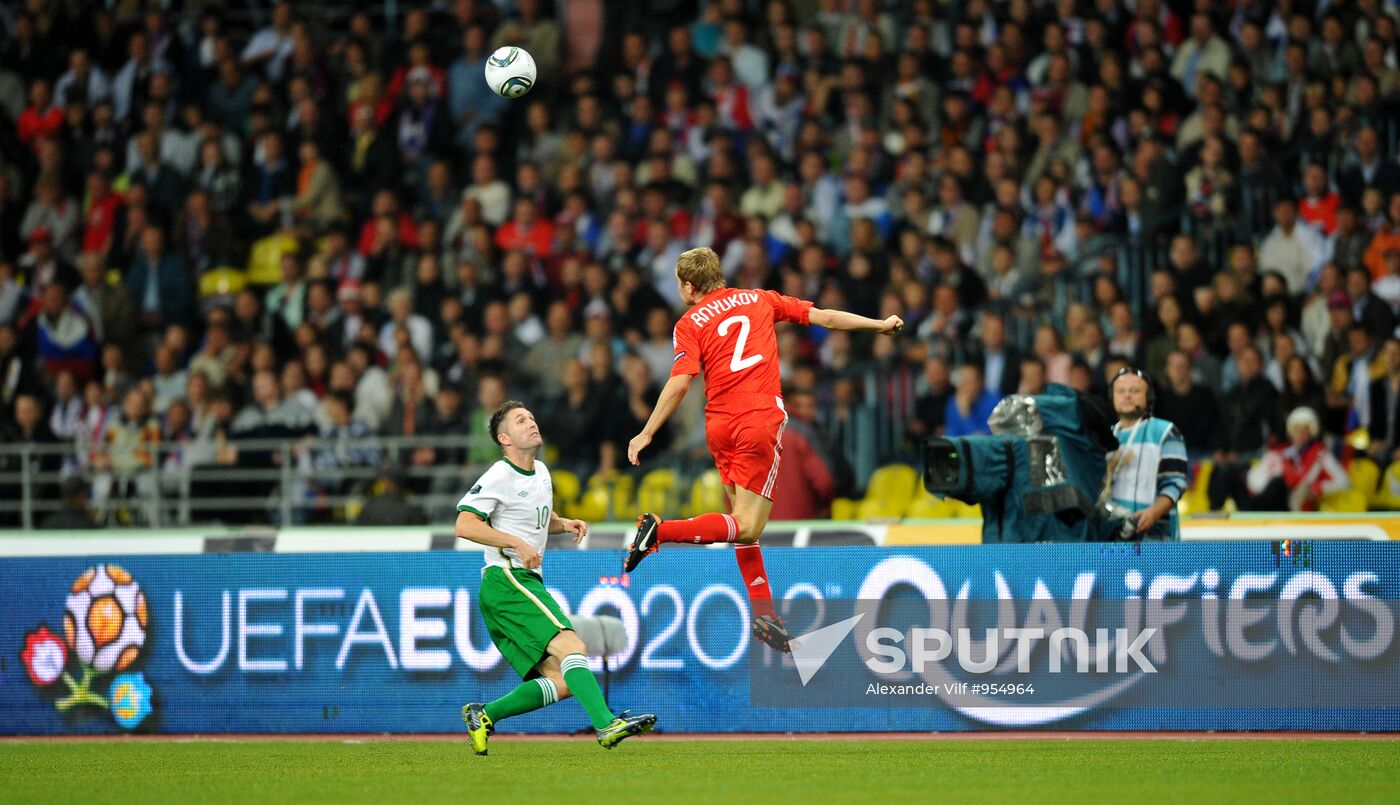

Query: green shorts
[[480, 565, 573, 679]]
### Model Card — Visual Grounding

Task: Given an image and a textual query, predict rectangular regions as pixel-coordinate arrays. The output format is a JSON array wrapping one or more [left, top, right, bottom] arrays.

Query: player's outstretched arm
[[808, 308, 903, 334], [628, 373, 693, 465], [547, 509, 589, 543], [455, 510, 541, 568]]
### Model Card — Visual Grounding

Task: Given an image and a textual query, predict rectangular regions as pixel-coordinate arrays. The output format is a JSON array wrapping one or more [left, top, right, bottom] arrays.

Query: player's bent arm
[[808, 307, 903, 334], [547, 509, 589, 543], [455, 510, 529, 553]]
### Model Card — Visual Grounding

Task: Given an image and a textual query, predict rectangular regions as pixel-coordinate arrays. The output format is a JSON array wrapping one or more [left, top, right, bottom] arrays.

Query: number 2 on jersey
[[717, 315, 763, 372]]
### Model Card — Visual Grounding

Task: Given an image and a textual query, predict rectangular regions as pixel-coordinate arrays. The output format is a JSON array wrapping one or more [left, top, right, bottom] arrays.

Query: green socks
[[561, 653, 615, 730], [482, 655, 613, 730], [484, 677, 556, 723]]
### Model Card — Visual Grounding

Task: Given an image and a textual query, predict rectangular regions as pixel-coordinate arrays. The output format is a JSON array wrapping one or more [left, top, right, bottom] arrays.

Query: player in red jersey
[[624, 247, 902, 652]]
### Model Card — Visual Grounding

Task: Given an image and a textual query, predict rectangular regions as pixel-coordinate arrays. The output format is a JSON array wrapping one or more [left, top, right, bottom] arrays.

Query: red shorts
[[705, 397, 789, 499]]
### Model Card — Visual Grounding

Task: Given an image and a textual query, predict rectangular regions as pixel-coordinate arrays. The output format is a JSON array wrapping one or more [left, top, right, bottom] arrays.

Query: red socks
[[657, 512, 737, 544], [735, 543, 775, 619], [655, 514, 776, 619]]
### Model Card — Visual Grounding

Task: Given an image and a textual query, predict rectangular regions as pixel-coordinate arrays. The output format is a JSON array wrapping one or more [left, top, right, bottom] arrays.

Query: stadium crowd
[[3, 0, 1400, 525]]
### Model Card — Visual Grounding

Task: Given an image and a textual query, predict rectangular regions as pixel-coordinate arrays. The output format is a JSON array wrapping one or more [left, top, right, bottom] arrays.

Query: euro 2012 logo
[[21, 564, 154, 730]]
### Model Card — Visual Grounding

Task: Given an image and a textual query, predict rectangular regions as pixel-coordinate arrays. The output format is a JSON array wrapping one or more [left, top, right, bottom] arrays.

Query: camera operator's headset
[[1108, 366, 1155, 419]]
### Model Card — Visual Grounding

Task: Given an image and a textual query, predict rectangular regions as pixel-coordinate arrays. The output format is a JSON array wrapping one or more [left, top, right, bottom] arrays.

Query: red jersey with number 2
[[671, 288, 813, 413]]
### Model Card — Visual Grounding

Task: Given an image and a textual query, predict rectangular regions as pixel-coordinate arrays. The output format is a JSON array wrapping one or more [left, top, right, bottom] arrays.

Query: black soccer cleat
[[752, 613, 793, 653], [624, 513, 661, 572]]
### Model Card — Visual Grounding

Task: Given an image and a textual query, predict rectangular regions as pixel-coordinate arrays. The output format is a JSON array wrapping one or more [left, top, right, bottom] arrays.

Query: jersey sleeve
[[456, 466, 504, 522], [760, 289, 814, 325], [671, 319, 701, 377]]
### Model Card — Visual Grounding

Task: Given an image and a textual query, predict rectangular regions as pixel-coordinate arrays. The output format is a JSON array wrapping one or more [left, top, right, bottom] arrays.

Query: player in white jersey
[[457, 401, 655, 754]]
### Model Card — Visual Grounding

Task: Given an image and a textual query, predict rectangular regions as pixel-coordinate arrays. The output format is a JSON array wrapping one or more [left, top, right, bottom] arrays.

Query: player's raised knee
[[733, 517, 763, 543], [551, 628, 588, 656]]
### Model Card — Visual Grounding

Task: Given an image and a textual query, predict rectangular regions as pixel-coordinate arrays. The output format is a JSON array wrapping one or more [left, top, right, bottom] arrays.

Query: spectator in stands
[[1208, 345, 1279, 509], [1155, 350, 1218, 456], [40, 476, 98, 530], [944, 364, 999, 437], [1233, 407, 1350, 512], [355, 466, 427, 526], [91, 387, 159, 523], [1259, 198, 1324, 296], [1366, 338, 1400, 466], [124, 225, 194, 331], [1330, 324, 1384, 422], [770, 389, 837, 520]]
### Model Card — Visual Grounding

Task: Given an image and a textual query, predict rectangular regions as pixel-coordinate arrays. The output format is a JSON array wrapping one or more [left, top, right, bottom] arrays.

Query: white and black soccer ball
[[63, 564, 148, 673], [484, 45, 537, 99]]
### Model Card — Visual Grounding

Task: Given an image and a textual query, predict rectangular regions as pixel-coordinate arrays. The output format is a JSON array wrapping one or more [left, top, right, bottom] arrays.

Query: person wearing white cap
[[1236, 407, 1351, 511]]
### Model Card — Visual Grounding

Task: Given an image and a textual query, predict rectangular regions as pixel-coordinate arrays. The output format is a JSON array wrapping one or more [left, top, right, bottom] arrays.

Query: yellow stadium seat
[[572, 485, 609, 522], [199, 266, 248, 300], [1350, 458, 1380, 502], [588, 473, 635, 520], [552, 469, 581, 517], [906, 487, 957, 519], [831, 498, 858, 520], [1320, 490, 1367, 512], [1372, 461, 1400, 510], [1177, 460, 1213, 517], [637, 469, 679, 517], [1321, 457, 1379, 513], [246, 232, 300, 285], [855, 464, 919, 520], [685, 469, 727, 517]]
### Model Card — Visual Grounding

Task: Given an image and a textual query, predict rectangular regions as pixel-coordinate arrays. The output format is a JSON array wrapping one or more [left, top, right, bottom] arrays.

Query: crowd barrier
[[3, 537, 1397, 735]]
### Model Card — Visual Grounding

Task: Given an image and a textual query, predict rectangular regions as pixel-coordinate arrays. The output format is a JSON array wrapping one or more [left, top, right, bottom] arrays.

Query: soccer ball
[[484, 45, 537, 99], [63, 564, 148, 673]]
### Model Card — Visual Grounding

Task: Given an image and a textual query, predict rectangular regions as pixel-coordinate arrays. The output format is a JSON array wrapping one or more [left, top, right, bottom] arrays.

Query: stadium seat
[[636, 469, 679, 518], [198, 266, 248, 301], [587, 473, 636, 520], [855, 464, 918, 520], [1177, 460, 1214, 517], [905, 487, 957, 519], [831, 498, 858, 520], [1372, 462, 1400, 510], [246, 233, 299, 285], [1350, 458, 1381, 503], [685, 469, 727, 517], [1318, 457, 1378, 513], [572, 484, 610, 522], [552, 469, 581, 517]]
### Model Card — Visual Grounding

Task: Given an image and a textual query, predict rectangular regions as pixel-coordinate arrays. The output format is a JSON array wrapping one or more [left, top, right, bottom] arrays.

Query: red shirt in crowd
[[1299, 192, 1341, 236], [494, 218, 556, 258], [18, 106, 63, 149], [83, 191, 125, 255]]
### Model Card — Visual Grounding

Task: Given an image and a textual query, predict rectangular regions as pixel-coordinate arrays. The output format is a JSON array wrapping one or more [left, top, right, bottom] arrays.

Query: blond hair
[[675, 247, 726, 294]]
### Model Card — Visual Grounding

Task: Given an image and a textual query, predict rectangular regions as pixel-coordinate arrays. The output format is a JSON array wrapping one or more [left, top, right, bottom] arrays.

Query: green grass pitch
[[3, 737, 1398, 803]]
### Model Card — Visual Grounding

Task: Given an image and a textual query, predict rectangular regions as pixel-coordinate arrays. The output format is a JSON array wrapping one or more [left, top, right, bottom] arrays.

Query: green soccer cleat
[[624, 513, 661, 572], [462, 703, 494, 756], [596, 710, 657, 749]]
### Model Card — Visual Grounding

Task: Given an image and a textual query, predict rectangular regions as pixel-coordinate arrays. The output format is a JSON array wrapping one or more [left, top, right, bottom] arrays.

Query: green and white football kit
[[458, 456, 655, 753]]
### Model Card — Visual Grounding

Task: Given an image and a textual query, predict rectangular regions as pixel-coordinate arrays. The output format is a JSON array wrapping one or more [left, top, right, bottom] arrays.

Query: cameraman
[[1104, 368, 1189, 540]]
